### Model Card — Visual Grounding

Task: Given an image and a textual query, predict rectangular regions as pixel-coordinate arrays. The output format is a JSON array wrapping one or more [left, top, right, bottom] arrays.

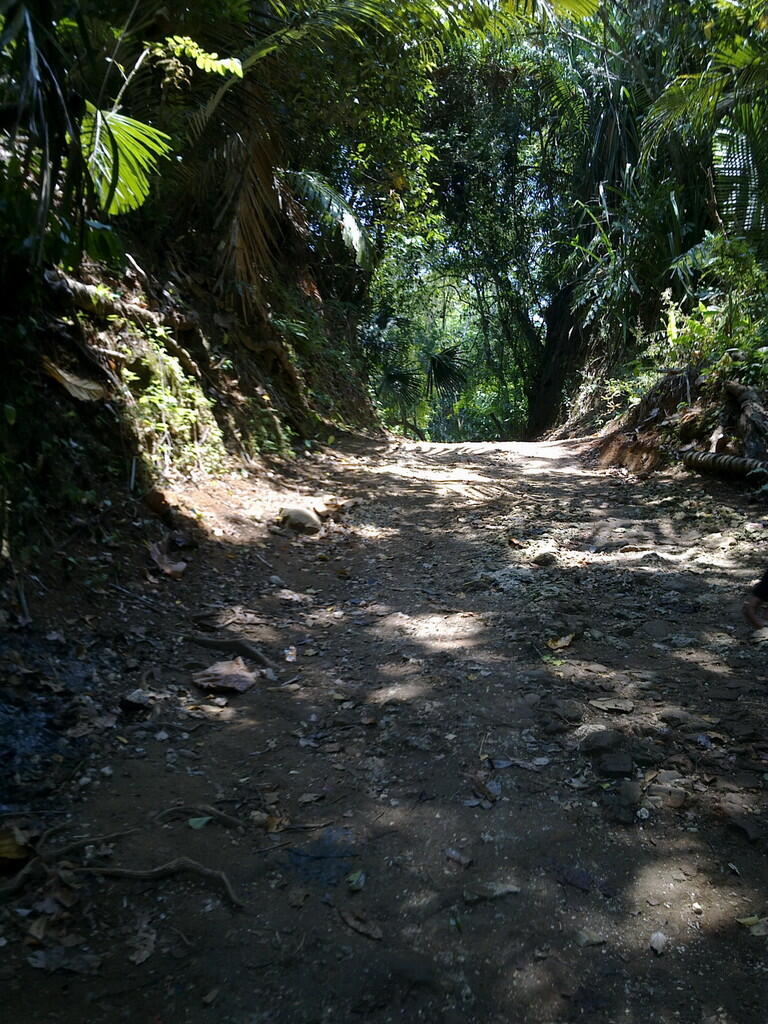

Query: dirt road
[[3, 439, 768, 1023]]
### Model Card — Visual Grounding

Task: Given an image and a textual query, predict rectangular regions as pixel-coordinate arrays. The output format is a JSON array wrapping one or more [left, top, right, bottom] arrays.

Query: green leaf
[[4, 404, 16, 426], [160, 36, 243, 77], [377, 366, 423, 411], [280, 169, 374, 267], [503, 0, 600, 21], [80, 102, 172, 215]]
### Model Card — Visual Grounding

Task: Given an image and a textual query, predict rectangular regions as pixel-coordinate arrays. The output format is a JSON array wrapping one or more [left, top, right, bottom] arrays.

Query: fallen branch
[[681, 450, 768, 479], [73, 856, 243, 908], [109, 583, 164, 610], [185, 632, 275, 669]]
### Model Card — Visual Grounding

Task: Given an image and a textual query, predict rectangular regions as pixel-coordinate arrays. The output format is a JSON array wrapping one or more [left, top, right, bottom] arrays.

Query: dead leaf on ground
[[346, 869, 366, 892], [187, 816, 212, 830], [0, 827, 31, 863], [193, 657, 258, 693], [298, 793, 323, 805], [149, 540, 187, 580], [42, 357, 106, 402], [128, 915, 156, 965], [338, 906, 383, 940], [27, 947, 102, 974], [266, 815, 290, 833], [547, 633, 575, 650]]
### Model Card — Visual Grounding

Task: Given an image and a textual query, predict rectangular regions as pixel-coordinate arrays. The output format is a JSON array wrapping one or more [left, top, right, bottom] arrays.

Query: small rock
[[617, 779, 642, 804], [575, 929, 605, 947], [589, 697, 635, 714], [532, 550, 558, 567], [658, 707, 695, 727], [280, 507, 322, 533], [123, 689, 151, 707], [555, 700, 584, 722], [646, 784, 687, 809], [598, 752, 634, 777], [649, 931, 668, 955], [577, 726, 624, 754]]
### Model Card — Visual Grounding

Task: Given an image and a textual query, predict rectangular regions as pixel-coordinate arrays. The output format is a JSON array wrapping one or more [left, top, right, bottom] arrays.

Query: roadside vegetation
[[3, 0, 768, 555]]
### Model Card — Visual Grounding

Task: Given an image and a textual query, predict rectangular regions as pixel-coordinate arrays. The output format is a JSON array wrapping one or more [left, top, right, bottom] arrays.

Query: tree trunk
[[526, 286, 586, 437]]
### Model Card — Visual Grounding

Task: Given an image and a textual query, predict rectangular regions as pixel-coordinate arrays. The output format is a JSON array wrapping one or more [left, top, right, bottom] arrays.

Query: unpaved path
[[3, 439, 768, 1023]]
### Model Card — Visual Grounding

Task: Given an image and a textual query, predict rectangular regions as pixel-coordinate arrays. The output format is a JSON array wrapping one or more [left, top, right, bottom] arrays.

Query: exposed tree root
[[154, 804, 245, 829], [0, 829, 137, 898], [185, 632, 275, 668], [74, 856, 244, 908]]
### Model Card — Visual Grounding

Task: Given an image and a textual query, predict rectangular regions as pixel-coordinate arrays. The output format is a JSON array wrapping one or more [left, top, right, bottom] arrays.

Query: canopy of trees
[[3, 0, 768, 540]]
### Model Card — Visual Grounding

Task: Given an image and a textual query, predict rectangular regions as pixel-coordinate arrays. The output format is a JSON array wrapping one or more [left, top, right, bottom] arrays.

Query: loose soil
[[2, 439, 768, 1024]]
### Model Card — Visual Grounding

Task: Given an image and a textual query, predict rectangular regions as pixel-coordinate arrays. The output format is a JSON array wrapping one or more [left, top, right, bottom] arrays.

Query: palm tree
[[644, 0, 768, 256]]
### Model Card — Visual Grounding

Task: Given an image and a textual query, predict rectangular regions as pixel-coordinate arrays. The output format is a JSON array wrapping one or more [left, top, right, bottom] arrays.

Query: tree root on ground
[[154, 804, 245, 829], [185, 632, 275, 668], [0, 829, 137, 898], [73, 856, 243, 908]]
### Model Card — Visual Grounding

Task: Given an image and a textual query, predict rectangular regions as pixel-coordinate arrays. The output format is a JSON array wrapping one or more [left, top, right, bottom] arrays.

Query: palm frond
[[214, 132, 282, 313], [426, 346, 468, 398], [280, 170, 374, 268], [713, 125, 768, 258], [377, 365, 423, 409], [506, 0, 600, 23], [80, 103, 172, 215]]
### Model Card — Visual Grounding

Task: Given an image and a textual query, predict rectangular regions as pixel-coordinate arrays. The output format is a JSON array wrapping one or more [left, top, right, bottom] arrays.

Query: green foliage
[[81, 103, 172, 216], [154, 36, 244, 78], [601, 235, 768, 423], [121, 329, 227, 476], [280, 170, 374, 268]]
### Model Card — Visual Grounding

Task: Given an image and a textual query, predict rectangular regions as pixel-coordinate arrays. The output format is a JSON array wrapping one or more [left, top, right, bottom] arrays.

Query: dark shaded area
[[1, 439, 767, 1023], [0, 632, 98, 810]]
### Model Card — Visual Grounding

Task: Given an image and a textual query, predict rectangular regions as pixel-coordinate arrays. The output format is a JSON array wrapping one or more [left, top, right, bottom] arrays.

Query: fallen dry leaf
[[149, 541, 187, 580], [547, 633, 575, 650]]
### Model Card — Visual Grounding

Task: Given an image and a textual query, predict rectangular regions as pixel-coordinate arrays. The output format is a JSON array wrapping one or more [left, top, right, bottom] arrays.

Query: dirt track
[[3, 439, 768, 1023]]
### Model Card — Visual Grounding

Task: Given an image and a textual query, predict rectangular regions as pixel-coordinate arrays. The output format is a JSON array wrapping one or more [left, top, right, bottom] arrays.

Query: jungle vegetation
[[3, 0, 768, 543]]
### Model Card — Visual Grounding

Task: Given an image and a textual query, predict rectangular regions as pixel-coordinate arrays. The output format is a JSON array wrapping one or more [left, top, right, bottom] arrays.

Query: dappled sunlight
[[11, 438, 768, 1024], [367, 681, 432, 703]]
